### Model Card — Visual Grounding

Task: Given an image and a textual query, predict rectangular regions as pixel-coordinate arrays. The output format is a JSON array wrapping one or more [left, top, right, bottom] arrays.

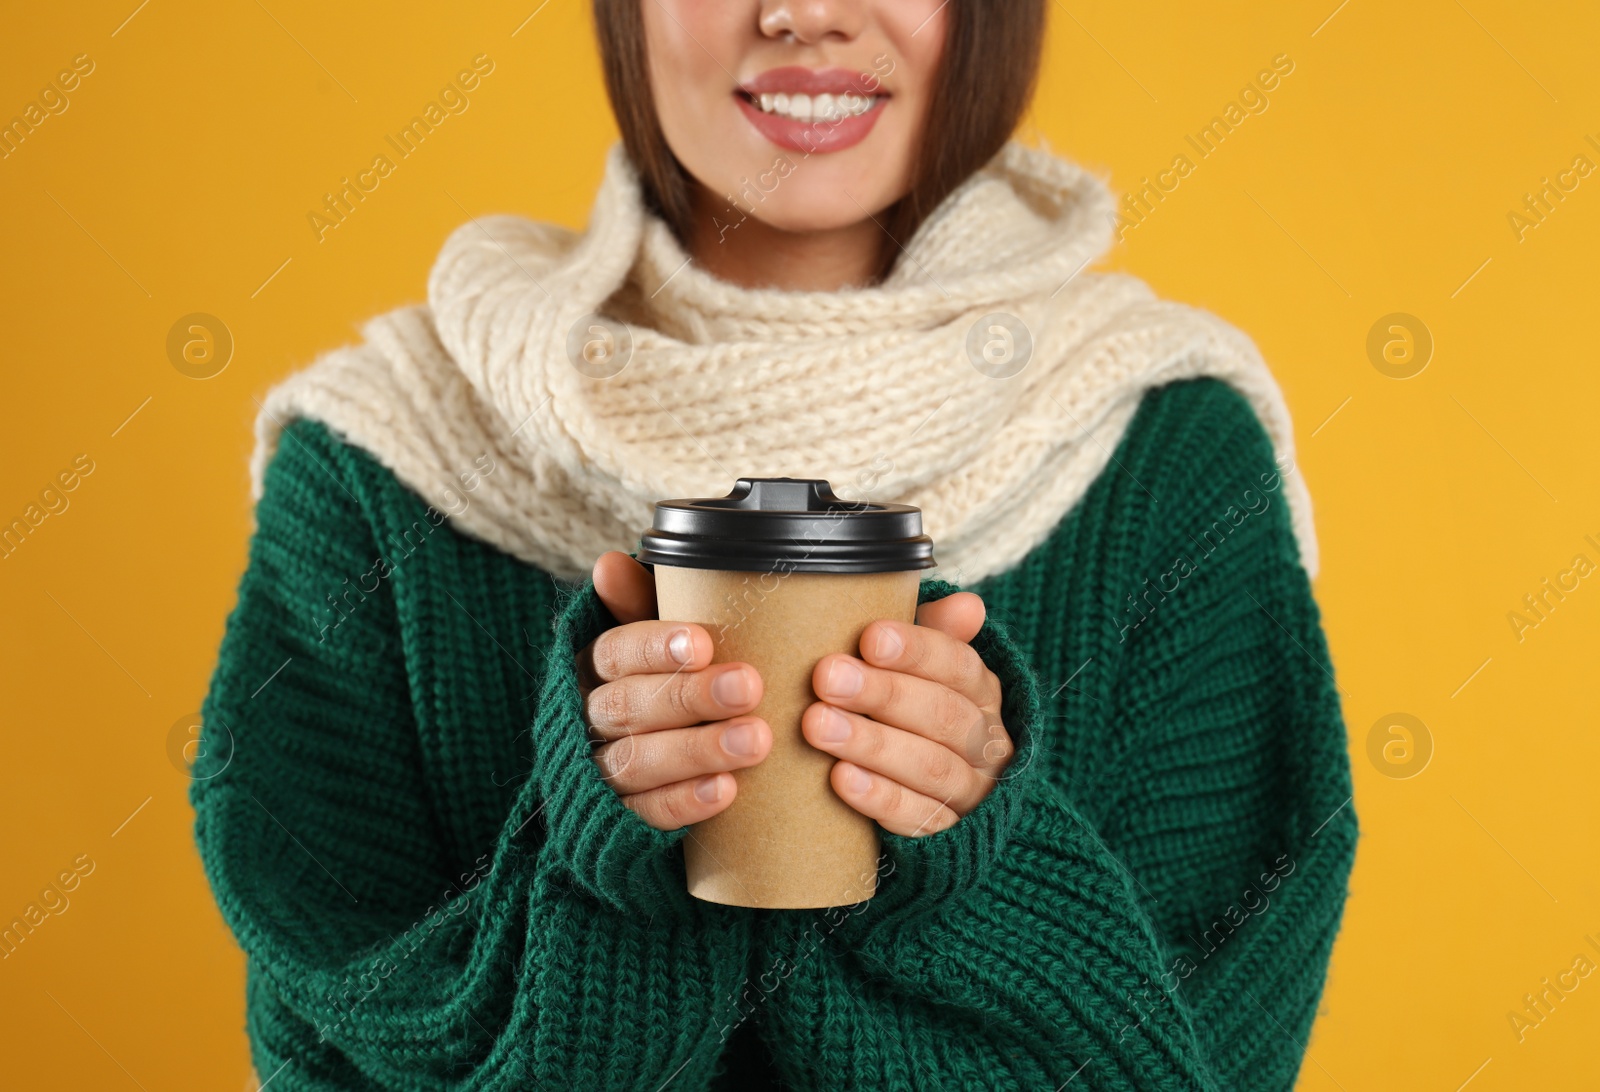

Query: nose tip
[[759, 0, 865, 44]]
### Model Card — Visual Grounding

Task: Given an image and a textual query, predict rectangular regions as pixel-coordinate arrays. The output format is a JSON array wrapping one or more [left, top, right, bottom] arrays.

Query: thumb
[[915, 591, 985, 644], [593, 551, 658, 624]]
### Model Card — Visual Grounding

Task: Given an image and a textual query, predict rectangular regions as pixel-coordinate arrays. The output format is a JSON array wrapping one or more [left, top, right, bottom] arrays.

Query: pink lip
[[735, 66, 890, 155]]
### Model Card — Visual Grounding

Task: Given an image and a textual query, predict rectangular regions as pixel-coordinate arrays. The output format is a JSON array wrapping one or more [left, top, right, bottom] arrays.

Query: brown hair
[[591, 1, 1047, 283]]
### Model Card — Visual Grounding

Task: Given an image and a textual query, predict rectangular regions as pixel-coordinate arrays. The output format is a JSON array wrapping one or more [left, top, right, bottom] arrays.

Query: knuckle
[[666, 673, 698, 721], [676, 725, 707, 769], [590, 631, 626, 682], [882, 777, 911, 820], [933, 687, 969, 737], [953, 648, 987, 696], [629, 736, 664, 780], [857, 718, 887, 763], [655, 787, 694, 830], [594, 736, 633, 784], [881, 667, 910, 712], [593, 681, 632, 731], [918, 746, 962, 796]]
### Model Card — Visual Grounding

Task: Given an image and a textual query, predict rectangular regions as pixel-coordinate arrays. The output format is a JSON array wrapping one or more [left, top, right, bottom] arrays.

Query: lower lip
[[735, 94, 886, 155]]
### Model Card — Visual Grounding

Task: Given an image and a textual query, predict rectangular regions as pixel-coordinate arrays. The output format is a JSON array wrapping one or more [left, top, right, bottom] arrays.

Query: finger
[[593, 550, 657, 624], [580, 618, 713, 691], [595, 716, 771, 795], [813, 654, 1006, 771], [829, 761, 959, 838], [914, 591, 985, 643], [801, 703, 987, 815], [586, 661, 763, 739], [623, 772, 739, 831], [858, 612, 999, 710]]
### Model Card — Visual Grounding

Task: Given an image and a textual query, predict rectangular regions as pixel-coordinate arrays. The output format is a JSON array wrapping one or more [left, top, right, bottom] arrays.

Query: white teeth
[[753, 91, 878, 122]]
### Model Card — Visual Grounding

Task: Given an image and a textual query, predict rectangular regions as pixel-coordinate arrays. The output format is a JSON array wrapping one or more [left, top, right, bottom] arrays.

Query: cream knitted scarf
[[250, 140, 1318, 585]]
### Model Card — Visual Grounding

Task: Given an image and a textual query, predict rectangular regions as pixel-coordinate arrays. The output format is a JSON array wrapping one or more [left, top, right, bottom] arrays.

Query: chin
[[704, 151, 907, 234], [744, 195, 891, 235]]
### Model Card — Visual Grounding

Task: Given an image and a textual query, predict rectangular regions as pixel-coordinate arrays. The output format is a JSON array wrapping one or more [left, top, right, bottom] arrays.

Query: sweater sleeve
[[755, 382, 1358, 1091], [191, 419, 751, 1091]]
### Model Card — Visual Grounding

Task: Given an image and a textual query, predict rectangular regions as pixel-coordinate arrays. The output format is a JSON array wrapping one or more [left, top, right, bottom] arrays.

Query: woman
[[195, 2, 1357, 1089]]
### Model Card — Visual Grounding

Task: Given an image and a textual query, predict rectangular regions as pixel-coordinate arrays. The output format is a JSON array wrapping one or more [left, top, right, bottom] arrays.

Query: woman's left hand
[[803, 591, 1014, 837]]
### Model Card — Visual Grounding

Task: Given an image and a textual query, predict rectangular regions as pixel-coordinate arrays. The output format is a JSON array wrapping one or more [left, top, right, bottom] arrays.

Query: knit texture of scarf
[[249, 140, 1319, 586]]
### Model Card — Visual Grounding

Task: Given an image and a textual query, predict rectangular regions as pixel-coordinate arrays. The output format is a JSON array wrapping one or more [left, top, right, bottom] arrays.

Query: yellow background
[[3, 1, 1597, 1087]]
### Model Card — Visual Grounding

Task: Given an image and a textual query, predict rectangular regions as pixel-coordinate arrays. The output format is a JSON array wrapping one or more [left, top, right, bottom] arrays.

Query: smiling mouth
[[734, 66, 891, 153], [735, 89, 884, 124]]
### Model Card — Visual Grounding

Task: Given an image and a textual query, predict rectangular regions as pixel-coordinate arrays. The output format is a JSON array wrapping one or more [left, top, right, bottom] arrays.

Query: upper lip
[[737, 66, 890, 98]]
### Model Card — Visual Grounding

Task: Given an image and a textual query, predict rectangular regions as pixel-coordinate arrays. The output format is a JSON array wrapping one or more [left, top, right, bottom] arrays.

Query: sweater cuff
[[529, 574, 698, 919], [849, 578, 1047, 935]]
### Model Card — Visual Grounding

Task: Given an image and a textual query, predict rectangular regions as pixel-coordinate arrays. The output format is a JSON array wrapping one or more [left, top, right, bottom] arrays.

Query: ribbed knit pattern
[[193, 376, 1357, 1091]]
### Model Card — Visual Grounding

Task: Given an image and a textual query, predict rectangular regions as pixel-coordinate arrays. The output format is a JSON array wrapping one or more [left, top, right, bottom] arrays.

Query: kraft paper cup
[[636, 478, 935, 909]]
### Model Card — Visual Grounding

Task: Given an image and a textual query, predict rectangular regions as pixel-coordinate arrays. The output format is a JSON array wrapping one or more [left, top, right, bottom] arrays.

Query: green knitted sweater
[[192, 377, 1356, 1090]]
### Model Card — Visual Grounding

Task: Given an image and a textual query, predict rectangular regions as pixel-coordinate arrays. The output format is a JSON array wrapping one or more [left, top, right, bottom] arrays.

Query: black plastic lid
[[635, 478, 936, 574]]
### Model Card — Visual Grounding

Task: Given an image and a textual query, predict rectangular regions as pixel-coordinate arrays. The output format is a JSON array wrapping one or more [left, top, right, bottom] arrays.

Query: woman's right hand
[[576, 551, 771, 830]]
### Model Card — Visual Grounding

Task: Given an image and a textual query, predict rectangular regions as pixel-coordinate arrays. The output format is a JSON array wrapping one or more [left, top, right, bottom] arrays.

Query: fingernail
[[873, 625, 903, 662], [712, 667, 751, 707], [824, 658, 862, 698], [722, 720, 760, 756], [668, 628, 693, 665], [842, 765, 871, 794], [695, 775, 723, 803], [815, 706, 850, 743]]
